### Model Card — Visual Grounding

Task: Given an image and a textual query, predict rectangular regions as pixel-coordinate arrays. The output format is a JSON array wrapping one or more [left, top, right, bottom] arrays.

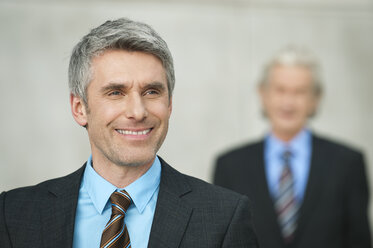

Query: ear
[[309, 94, 321, 117], [257, 84, 269, 118], [168, 97, 173, 116], [258, 84, 267, 105], [70, 93, 88, 127]]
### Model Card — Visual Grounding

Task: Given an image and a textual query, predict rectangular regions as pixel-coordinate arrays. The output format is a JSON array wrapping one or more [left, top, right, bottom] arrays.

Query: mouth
[[115, 128, 152, 136], [278, 109, 296, 118]]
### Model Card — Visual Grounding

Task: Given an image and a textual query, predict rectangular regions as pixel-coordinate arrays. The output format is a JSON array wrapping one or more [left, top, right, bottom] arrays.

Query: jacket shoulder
[[160, 159, 249, 206], [313, 134, 364, 158], [187, 173, 246, 200], [217, 140, 263, 161], [157, 159, 259, 247], [2, 165, 85, 200]]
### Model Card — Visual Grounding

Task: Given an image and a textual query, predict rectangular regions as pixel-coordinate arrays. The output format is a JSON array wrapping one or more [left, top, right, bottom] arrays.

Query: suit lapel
[[248, 141, 285, 247], [148, 158, 193, 248], [294, 135, 329, 243], [40, 165, 85, 248]]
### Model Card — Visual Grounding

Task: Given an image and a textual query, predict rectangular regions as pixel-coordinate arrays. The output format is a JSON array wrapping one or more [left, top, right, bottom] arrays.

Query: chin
[[282, 126, 303, 136], [117, 150, 157, 167]]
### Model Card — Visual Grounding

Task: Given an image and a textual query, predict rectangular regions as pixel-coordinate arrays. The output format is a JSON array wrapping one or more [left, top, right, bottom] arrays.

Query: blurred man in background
[[214, 46, 371, 248]]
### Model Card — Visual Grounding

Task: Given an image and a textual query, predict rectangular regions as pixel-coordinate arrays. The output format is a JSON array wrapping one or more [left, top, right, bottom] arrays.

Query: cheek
[[148, 102, 171, 120], [261, 93, 273, 108], [266, 96, 281, 111], [87, 102, 121, 125], [298, 97, 315, 112]]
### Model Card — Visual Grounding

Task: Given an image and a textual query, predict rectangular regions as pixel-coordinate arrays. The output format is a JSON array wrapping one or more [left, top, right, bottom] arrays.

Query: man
[[214, 46, 371, 248], [0, 18, 258, 248]]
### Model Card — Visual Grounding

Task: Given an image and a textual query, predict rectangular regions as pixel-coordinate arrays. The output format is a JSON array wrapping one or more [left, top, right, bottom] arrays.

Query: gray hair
[[259, 45, 322, 97], [68, 18, 175, 104]]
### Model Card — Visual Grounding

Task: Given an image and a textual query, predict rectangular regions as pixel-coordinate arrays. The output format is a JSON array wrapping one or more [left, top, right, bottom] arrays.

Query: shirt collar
[[82, 155, 161, 215], [266, 128, 311, 159], [124, 156, 161, 214]]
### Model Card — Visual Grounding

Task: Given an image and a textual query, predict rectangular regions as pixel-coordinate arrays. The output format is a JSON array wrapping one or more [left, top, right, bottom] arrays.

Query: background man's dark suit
[[214, 134, 371, 248], [0, 159, 258, 248]]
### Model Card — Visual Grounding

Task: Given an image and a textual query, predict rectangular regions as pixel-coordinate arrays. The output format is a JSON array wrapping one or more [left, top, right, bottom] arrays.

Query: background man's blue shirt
[[73, 155, 161, 248], [264, 129, 312, 203]]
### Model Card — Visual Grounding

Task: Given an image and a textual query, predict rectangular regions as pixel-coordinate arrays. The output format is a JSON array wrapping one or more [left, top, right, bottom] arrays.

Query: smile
[[116, 128, 152, 135]]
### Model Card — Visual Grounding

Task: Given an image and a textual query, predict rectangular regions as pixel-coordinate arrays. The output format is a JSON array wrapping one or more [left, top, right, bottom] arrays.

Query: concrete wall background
[[1, 0, 372, 225]]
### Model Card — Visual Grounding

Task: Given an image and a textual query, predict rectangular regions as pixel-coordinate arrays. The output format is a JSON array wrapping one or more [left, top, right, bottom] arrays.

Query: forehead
[[90, 49, 167, 87], [268, 64, 313, 89]]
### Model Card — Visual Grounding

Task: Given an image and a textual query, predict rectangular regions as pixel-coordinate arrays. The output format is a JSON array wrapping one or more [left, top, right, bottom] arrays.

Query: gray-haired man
[[0, 18, 258, 248]]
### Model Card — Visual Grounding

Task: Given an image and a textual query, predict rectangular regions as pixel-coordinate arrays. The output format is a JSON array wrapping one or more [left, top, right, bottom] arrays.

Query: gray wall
[[1, 0, 372, 226]]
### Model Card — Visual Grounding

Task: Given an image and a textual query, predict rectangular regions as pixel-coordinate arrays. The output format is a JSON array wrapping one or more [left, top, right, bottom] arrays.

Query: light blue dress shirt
[[264, 129, 312, 203], [72, 155, 161, 248]]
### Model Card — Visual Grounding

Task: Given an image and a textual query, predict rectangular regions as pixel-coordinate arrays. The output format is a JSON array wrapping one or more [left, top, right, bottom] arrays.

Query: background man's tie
[[275, 150, 299, 243], [100, 190, 132, 248]]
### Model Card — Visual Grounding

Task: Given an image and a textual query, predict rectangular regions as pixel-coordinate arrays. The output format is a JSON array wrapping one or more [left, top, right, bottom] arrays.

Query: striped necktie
[[275, 150, 299, 243], [100, 190, 132, 248]]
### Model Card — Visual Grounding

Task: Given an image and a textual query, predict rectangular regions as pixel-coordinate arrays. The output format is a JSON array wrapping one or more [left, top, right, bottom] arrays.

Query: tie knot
[[110, 190, 132, 215], [282, 150, 292, 163]]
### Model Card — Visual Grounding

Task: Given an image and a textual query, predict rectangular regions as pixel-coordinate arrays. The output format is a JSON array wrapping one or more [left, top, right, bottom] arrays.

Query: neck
[[91, 156, 154, 188], [272, 128, 303, 142]]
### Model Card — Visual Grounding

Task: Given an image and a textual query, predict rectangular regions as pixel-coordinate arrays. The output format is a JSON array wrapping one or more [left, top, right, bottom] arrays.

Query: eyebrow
[[100, 82, 128, 93], [100, 81, 167, 93], [143, 82, 167, 92]]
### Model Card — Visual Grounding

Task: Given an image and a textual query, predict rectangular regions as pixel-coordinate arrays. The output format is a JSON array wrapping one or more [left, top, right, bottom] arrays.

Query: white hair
[[259, 45, 322, 96]]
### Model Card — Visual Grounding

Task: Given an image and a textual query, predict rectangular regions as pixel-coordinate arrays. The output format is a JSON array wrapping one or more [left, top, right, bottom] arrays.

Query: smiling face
[[260, 65, 319, 141], [71, 50, 172, 169]]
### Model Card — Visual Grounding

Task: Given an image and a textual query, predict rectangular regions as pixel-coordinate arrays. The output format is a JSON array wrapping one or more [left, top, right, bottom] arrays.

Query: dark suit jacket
[[0, 158, 258, 248], [214, 134, 371, 248]]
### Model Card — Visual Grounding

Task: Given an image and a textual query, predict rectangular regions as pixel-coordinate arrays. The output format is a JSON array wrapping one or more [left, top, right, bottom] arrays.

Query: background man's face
[[260, 65, 319, 139], [79, 50, 172, 168]]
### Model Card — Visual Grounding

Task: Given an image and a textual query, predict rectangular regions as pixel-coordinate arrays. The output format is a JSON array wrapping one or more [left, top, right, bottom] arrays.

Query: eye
[[108, 91, 122, 96], [144, 89, 160, 96]]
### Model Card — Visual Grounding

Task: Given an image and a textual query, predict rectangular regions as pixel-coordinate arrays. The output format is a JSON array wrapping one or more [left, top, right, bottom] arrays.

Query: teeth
[[117, 129, 151, 135]]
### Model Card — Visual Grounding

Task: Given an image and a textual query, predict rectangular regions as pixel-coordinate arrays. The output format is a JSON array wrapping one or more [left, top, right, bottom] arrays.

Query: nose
[[280, 92, 297, 109], [124, 93, 148, 121]]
